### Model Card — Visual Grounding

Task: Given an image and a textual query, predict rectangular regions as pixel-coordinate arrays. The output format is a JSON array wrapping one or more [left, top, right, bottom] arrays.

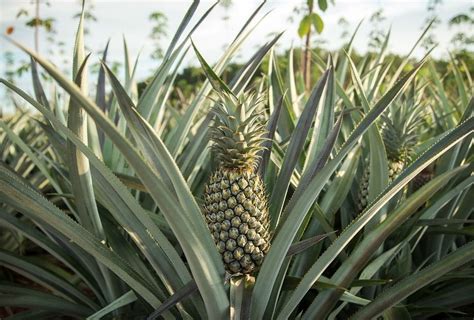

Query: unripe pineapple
[[356, 94, 425, 213], [203, 92, 271, 275], [356, 166, 370, 213], [356, 160, 405, 213]]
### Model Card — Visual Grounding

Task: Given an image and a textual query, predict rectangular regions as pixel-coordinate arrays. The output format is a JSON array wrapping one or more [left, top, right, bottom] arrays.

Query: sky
[[0, 0, 472, 112]]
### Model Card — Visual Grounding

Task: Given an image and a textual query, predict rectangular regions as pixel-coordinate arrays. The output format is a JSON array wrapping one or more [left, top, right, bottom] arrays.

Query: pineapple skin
[[356, 160, 405, 213], [356, 166, 370, 213], [203, 168, 270, 274]]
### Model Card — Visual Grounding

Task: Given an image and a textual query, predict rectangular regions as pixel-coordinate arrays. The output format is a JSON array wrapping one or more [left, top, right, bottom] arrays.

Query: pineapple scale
[[203, 168, 270, 274]]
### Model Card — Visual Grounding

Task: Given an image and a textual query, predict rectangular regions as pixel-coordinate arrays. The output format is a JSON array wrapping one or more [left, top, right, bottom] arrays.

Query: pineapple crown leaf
[[192, 41, 237, 99], [381, 90, 428, 162], [209, 91, 269, 170]]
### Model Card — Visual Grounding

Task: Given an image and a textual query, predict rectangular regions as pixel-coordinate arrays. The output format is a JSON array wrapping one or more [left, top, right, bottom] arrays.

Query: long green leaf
[[251, 55, 429, 319], [304, 58, 335, 171], [87, 290, 137, 320], [69, 4, 114, 302], [350, 240, 474, 319], [0, 249, 99, 310], [3, 38, 228, 318], [167, 3, 269, 157], [346, 52, 389, 228], [103, 63, 220, 316], [0, 161, 164, 309], [269, 69, 331, 229], [277, 117, 473, 319], [0, 208, 106, 305], [304, 165, 468, 319], [0, 284, 92, 317], [2, 79, 203, 317]]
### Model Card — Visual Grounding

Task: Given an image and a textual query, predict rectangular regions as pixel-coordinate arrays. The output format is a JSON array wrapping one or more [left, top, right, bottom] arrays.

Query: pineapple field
[[0, 1, 473, 319]]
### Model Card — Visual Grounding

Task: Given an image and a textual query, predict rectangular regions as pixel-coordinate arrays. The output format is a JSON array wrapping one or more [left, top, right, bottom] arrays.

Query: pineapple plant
[[1, 1, 473, 318], [356, 92, 426, 213], [203, 92, 271, 274]]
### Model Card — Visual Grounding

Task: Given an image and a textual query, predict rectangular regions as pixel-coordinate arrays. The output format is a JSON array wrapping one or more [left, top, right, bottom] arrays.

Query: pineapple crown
[[381, 89, 427, 163], [209, 91, 268, 171]]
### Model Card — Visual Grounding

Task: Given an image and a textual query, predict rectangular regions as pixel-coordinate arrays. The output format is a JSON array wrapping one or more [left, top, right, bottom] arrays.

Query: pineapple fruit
[[203, 92, 271, 275], [356, 96, 425, 213]]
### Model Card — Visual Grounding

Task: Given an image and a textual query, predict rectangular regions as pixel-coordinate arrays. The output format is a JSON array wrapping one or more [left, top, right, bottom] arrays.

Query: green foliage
[[298, 13, 324, 37], [0, 2, 473, 319], [368, 9, 387, 51], [149, 11, 168, 60], [25, 17, 55, 31], [421, 0, 443, 50], [297, 0, 328, 38], [449, 6, 474, 52]]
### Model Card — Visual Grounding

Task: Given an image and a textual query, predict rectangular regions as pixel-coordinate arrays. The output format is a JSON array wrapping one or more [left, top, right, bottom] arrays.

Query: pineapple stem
[[230, 275, 255, 319]]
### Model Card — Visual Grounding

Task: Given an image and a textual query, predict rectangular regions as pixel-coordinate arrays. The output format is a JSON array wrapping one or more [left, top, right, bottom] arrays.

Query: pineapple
[[356, 94, 425, 213], [356, 166, 371, 213], [203, 92, 271, 275]]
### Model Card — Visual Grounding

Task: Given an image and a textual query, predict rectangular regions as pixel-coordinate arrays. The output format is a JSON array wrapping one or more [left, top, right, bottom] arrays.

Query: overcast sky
[[0, 0, 472, 112]]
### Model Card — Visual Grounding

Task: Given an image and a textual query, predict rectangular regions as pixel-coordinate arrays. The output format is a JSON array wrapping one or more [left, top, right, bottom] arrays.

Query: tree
[[149, 11, 168, 61], [421, 0, 443, 50], [3, 1, 57, 83], [337, 17, 350, 42], [368, 9, 386, 51], [449, 6, 474, 53], [296, 0, 332, 91]]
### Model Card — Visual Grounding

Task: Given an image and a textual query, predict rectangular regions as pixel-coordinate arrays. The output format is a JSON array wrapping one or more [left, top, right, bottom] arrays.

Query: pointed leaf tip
[[192, 41, 236, 98]]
